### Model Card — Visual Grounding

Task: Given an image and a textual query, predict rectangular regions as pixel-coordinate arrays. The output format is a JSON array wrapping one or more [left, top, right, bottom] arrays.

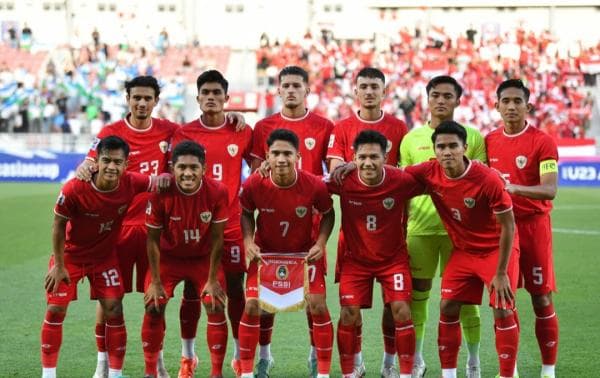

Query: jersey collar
[[198, 116, 227, 130], [502, 122, 530, 138], [357, 166, 386, 187], [280, 110, 310, 122], [355, 110, 384, 124], [269, 169, 298, 188], [175, 180, 203, 196], [444, 158, 472, 180], [124, 114, 153, 132]]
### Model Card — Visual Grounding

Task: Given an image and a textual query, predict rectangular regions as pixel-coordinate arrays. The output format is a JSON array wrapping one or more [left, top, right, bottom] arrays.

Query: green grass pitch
[[1, 183, 599, 377]]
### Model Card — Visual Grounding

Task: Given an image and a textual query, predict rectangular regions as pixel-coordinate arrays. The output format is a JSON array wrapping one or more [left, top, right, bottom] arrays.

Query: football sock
[[395, 320, 415, 375], [353, 322, 363, 367], [107, 368, 122, 378], [141, 312, 164, 376], [181, 338, 195, 359], [40, 310, 65, 368], [438, 314, 461, 369], [105, 315, 127, 370], [307, 310, 316, 347], [259, 343, 271, 360], [534, 303, 559, 365], [239, 313, 260, 374], [312, 312, 334, 375], [541, 364, 556, 376], [494, 313, 519, 378], [95, 322, 107, 353], [233, 337, 240, 360], [441, 368, 457, 378], [382, 313, 397, 355], [459, 304, 481, 367], [180, 298, 201, 339], [259, 313, 275, 353], [207, 312, 228, 376], [41, 367, 56, 378], [228, 294, 245, 339], [337, 322, 356, 375], [382, 352, 396, 368], [411, 289, 429, 363]]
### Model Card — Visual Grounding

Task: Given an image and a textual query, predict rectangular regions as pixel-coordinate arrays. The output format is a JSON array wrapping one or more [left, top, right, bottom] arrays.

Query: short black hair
[[278, 66, 309, 83], [125, 76, 160, 98], [426, 75, 463, 99], [171, 141, 206, 165], [97, 135, 130, 157], [196, 70, 229, 94], [356, 67, 385, 84], [352, 130, 387, 154], [431, 120, 467, 145], [496, 79, 531, 101], [267, 128, 299, 150]]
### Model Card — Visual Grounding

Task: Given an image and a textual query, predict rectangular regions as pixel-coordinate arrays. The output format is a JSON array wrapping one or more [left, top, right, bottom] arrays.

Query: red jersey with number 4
[[327, 167, 424, 265], [327, 112, 408, 166], [485, 124, 558, 218], [87, 116, 179, 226], [406, 160, 514, 255], [54, 172, 151, 264], [239, 170, 333, 253], [145, 177, 229, 259], [251, 111, 333, 175], [171, 118, 252, 221]]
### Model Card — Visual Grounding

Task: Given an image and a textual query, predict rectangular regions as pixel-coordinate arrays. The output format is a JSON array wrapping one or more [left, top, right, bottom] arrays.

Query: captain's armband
[[539, 159, 558, 175]]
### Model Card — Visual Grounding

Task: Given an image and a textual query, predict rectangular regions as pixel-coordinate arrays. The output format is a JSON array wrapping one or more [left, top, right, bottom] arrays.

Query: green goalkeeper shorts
[[407, 234, 453, 280]]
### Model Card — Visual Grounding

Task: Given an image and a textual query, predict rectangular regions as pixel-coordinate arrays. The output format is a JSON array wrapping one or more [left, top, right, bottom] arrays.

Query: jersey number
[[366, 215, 377, 231], [279, 221, 289, 237], [451, 208, 462, 222], [393, 273, 404, 291], [183, 229, 200, 243], [102, 269, 120, 287], [230, 245, 241, 264], [308, 265, 316, 283], [212, 164, 223, 181], [140, 160, 159, 175], [532, 266, 543, 285]]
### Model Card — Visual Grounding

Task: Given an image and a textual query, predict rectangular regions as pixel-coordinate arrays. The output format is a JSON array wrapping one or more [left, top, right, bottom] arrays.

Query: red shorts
[[339, 257, 412, 308], [46, 255, 124, 306], [517, 213, 556, 295], [334, 231, 345, 283], [116, 224, 147, 293], [245, 258, 326, 299], [311, 212, 328, 271], [441, 248, 519, 308], [222, 224, 246, 274]]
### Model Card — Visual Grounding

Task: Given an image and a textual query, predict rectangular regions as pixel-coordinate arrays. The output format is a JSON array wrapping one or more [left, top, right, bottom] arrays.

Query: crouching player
[[141, 141, 229, 378]]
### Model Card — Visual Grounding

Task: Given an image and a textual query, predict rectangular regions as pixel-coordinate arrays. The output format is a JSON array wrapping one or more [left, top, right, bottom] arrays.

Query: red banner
[[258, 253, 308, 313]]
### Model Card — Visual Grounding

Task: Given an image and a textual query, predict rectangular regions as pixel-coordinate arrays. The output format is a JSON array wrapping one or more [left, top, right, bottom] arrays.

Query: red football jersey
[[406, 160, 514, 255], [54, 172, 151, 264], [87, 116, 180, 226], [485, 124, 558, 218], [327, 167, 424, 265], [145, 177, 229, 259], [171, 118, 252, 223], [239, 170, 333, 253], [250, 111, 334, 175], [326, 112, 408, 166]]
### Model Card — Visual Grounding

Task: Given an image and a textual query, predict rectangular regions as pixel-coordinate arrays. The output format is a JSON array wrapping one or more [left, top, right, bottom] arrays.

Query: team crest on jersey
[[295, 206, 308, 218], [464, 198, 476, 208], [305, 138, 316, 150], [515, 155, 527, 169], [159, 141, 169, 154], [118, 205, 128, 214], [56, 191, 65, 205], [276, 265, 289, 280], [227, 144, 239, 157], [386, 139, 393, 153], [200, 211, 212, 223], [382, 197, 395, 210]]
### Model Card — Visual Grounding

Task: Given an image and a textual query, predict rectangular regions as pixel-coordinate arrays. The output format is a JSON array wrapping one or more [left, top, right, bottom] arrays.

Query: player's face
[[355, 76, 385, 110], [354, 143, 386, 185], [495, 87, 531, 124], [267, 140, 299, 178], [278, 75, 309, 110], [428, 83, 459, 120], [197, 82, 229, 115], [97, 149, 128, 185], [127, 87, 158, 120], [434, 134, 467, 172], [173, 155, 204, 193]]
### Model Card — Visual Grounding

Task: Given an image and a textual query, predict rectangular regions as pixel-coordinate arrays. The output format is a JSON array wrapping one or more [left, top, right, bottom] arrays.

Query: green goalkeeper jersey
[[399, 122, 487, 236]]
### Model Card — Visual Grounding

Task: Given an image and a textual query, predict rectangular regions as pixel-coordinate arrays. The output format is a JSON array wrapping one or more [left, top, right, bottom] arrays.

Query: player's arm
[[241, 208, 264, 264], [226, 112, 246, 132], [490, 209, 516, 310], [506, 168, 558, 200], [203, 220, 227, 309], [44, 215, 71, 293], [144, 226, 166, 308], [307, 208, 335, 263], [75, 157, 98, 181]]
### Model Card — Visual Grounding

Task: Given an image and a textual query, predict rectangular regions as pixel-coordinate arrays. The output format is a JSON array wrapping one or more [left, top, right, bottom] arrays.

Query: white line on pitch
[[553, 228, 600, 236]]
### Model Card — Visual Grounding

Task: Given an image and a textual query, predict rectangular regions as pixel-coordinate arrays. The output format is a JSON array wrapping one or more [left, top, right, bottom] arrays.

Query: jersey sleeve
[[239, 176, 257, 211], [484, 171, 513, 214], [53, 181, 78, 219], [212, 184, 230, 223], [326, 123, 346, 161], [249, 122, 266, 161], [467, 128, 487, 163], [401, 170, 427, 198], [399, 136, 412, 167], [404, 161, 431, 186], [324, 174, 341, 195], [86, 126, 112, 160], [321, 120, 335, 161], [537, 133, 559, 164], [313, 178, 334, 213], [129, 172, 152, 193], [145, 192, 164, 229], [242, 127, 254, 163]]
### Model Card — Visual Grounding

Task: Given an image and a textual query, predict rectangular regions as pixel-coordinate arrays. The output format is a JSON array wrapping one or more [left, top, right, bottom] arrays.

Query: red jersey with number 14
[[54, 172, 151, 264]]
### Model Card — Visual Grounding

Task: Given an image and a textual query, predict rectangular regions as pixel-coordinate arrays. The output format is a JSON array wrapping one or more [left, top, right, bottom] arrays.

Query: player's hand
[[505, 183, 517, 194], [155, 173, 172, 192], [144, 281, 167, 309], [44, 264, 71, 293], [75, 159, 97, 181], [306, 243, 324, 263], [257, 160, 271, 178], [330, 161, 356, 185], [244, 241, 266, 265], [227, 112, 246, 132], [202, 280, 227, 311], [490, 272, 514, 310]]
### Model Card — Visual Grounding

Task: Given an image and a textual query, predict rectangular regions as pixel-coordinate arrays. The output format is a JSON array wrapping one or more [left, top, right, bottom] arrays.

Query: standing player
[[41, 136, 152, 378], [327, 130, 424, 378], [326, 67, 408, 377], [399, 75, 485, 377], [170, 70, 252, 376], [142, 141, 229, 378], [250, 66, 334, 376], [486, 79, 559, 378], [239, 129, 335, 378], [406, 121, 520, 378]]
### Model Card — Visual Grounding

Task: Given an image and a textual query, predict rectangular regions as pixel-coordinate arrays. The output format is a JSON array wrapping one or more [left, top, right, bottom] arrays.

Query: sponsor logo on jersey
[[85, 213, 99, 217], [118, 205, 127, 214], [383, 197, 395, 210], [260, 208, 275, 213], [200, 211, 212, 223], [227, 144, 239, 157], [386, 139, 393, 153], [169, 216, 181, 221], [464, 198, 476, 208], [56, 191, 65, 205], [516, 155, 527, 169], [295, 206, 308, 218], [349, 200, 362, 206], [159, 141, 169, 154], [305, 137, 316, 150], [490, 158, 499, 162], [276, 265, 289, 280]]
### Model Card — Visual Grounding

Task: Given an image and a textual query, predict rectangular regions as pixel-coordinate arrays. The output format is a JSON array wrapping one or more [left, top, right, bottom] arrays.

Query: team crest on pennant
[[118, 205, 128, 214], [386, 139, 393, 153], [515, 155, 527, 169], [200, 211, 212, 223], [464, 198, 476, 208], [304, 138, 316, 150], [159, 141, 169, 154], [276, 265, 289, 280], [382, 197, 395, 210], [227, 144, 239, 157], [295, 206, 308, 218]]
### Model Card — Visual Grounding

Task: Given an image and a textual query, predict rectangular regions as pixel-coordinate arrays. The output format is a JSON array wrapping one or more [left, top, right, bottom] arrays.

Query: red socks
[[207, 313, 228, 376], [105, 315, 127, 370], [259, 313, 275, 346], [141, 312, 164, 376], [534, 303, 558, 365], [239, 313, 260, 374], [337, 322, 356, 375], [494, 313, 519, 377], [354, 323, 362, 356], [395, 320, 415, 375], [307, 311, 316, 347], [95, 323, 106, 353], [180, 298, 201, 339], [438, 314, 461, 369], [312, 313, 334, 374], [383, 318, 397, 355], [227, 295, 245, 340], [40, 311, 65, 368]]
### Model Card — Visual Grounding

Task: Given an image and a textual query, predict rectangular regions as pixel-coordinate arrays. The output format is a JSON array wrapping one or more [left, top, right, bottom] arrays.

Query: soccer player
[[142, 141, 229, 378], [170, 70, 253, 376], [239, 129, 335, 378], [399, 75, 485, 377], [327, 130, 424, 378], [405, 121, 520, 378], [250, 66, 334, 376], [41, 136, 152, 378], [326, 67, 408, 377], [486, 79, 559, 378]]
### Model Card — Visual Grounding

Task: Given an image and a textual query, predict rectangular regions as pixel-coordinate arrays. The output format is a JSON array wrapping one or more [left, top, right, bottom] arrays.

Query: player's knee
[[244, 299, 260, 316], [340, 306, 360, 325], [47, 304, 67, 316], [226, 274, 245, 299], [145, 304, 165, 316], [203, 299, 225, 314], [440, 299, 461, 317], [493, 308, 514, 319], [101, 299, 123, 317], [307, 296, 328, 315], [412, 278, 433, 292], [531, 292, 552, 308], [390, 301, 411, 322]]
